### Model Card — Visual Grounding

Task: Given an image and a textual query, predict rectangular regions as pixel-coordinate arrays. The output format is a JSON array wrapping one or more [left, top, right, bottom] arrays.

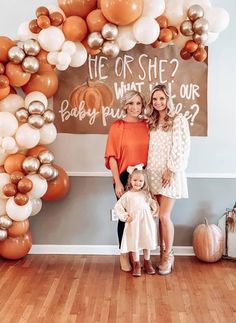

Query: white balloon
[[39, 123, 57, 144], [183, 0, 212, 11], [0, 112, 18, 137], [38, 26, 65, 52], [205, 32, 219, 45], [56, 63, 69, 71], [30, 198, 42, 216], [17, 21, 38, 41], [2, 137, 16, 152], [0, 94, 25, 114], [62, 41, 76, 56], [47, 51, 59, 65], [116, 25, 137, 51], [6, 197, 32, 221], [15, 124, 40, 149], [25, 91, 48, 109], [26, 174, 48, 199], [0, 148, 8, 166], [57, 52, 71, 66], [204, 7, 230, 33], [70, 42, 87, 68], [0, 173, 10, 199], [133, 17, 160, 45], [164, 0, 186, 26], [142, 0, 165, 18], [0, 199, 7, 216]]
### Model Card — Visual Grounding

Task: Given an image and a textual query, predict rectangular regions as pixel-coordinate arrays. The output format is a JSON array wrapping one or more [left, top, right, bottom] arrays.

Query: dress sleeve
[[114, 194, 129, 222], [167, 114, 190, 172], [104, 121, 123, 169]]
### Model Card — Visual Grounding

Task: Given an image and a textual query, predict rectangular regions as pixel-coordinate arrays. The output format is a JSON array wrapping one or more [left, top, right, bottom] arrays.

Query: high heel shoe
[[158, 250, 174, 275]]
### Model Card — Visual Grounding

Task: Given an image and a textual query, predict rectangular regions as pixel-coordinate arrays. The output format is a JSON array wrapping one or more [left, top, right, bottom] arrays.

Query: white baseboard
[[30, 245, 194, 256]]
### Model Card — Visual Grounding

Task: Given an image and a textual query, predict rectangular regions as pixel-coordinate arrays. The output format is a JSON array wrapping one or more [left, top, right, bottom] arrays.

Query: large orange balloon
[[0, 231, 32, 260], [100, 0, 143, 25], [27, 145, 47, 158], [62, 16, 88, 42], [5, 62, 31, 87], [22, 70, 58, 98], [0, 36, 14, 63], [86, 9, 108, 32], [7, 220, 29, 238], [36, 49, 54, 73], [58, 0, 97, 18], [4, 153, 26, 174], [42, 164, 70, 201]]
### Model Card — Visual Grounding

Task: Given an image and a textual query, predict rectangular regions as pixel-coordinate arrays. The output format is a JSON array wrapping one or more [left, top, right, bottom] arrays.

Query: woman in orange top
[[105, 90, 149, 271]]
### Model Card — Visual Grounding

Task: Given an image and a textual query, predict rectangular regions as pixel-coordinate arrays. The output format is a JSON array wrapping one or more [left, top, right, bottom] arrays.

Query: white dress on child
[[146, 114, 190, 199], [114, 190, 158, 253]]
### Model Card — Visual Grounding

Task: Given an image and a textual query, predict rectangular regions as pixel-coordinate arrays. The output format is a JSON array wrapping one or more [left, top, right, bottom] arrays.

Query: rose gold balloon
[[62, 16, 88, 42], [29, 19, 42, 34], [193, 47, 207, 62], [184, 40, 198, 53], [180, 48, 192, 60], [0, 231, 32, 260], [22, 70, 58, 98], [159, 28, 173, 42], [82, 38, 101, 55], [36, 6, 50, 17], [58, 0, 97, 18], [14, 192, 29, 206], [156, 15, 168, 29], [10, 171, 25, 185], [101, 0, 143, 26], [37, 15, 51, 29], [42, 164, 70, 201], [7, 219, 29, 237], [0, 36, 14, 63], [4, 153, 26, 174], [86, 9, 108, 32], [17, 178, 33, 194], [5, 62, 31, 87], [2, 183, 17, 197], [0, 75, 9, 89], [168, 26, 178, 40], [50, 12, 64, 26]]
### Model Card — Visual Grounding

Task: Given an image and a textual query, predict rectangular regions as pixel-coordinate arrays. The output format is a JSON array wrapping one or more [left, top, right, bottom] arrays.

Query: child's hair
[[126, 169, 154, 202], [146, 84, 176, 132]]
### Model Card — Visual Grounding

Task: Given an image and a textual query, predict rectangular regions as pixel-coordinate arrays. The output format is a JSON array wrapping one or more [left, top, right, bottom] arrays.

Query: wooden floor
[[0, 255, 235, 323]]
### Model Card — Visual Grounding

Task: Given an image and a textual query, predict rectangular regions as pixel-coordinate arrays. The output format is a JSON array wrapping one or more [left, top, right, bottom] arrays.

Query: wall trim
[[30, 245, 195, 256], [67, 172, 236, 178]]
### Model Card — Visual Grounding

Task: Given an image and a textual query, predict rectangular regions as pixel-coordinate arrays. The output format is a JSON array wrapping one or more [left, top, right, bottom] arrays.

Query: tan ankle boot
[[144, 259, 156, 275], [120, 253, 132, 272], [158, 250, 174, 275], [132, 261, 141, 277], [158, 249, 174, 271]]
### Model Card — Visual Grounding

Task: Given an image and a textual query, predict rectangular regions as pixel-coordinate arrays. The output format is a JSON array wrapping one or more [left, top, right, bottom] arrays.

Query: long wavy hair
[[120, 90, 146, 116], [146, 84, 176, 131], [126, 169, 154, 201]]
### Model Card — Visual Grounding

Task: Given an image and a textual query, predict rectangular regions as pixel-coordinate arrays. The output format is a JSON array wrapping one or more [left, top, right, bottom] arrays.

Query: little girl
[[114, 167, 159, 277]]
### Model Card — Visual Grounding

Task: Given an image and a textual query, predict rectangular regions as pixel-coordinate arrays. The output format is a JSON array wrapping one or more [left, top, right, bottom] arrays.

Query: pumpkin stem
[[204, 217, 209, 225]]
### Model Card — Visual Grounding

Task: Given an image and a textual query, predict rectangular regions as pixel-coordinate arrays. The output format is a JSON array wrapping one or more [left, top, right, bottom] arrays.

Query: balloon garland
[[0, 0, 229, 259]]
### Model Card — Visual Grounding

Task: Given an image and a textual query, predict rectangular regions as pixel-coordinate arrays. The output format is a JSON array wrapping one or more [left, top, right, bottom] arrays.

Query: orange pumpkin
[[69, 81, 114, 112], [193, 218, 224, 262]]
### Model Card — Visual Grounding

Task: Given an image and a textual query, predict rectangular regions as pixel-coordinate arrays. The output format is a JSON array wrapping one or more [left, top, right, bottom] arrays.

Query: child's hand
[[126, 215, 133, 223]]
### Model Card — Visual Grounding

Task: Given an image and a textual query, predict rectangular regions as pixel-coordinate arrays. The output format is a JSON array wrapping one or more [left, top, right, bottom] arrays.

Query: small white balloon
[[26, 174, 48, 199], [56, 63, 69, 71], [17, 21, 38, 42], [15, 123, 40, 149], [38, 26, 65, 52], [142, 0, 165, 18], [57, 52, 71, 66], [25, 91, 48, 109], [39, 123, 57, 145], [47, 51, 59, 65], [30, 198, 42, 216], [204, 7, 230, 33], [2, 137, 16, 152], [205, 32, 219, 45], [0, 94, 25, 114], [116, 25, 136, 51], [6, 197, 32, 221], [70, 42, 87, 68], [133, 17, 160, 45], [62, 41, 76, 56], [0, 112, 18, 137]]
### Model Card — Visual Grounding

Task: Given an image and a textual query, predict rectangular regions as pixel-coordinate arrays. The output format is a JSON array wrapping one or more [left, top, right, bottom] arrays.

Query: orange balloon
[[62, 16, 88, 42], [14, 193, 29, 206], [100, 0, 143, 25], [5, 62, 31, 87], [50, 12, 64, 26], [193, 47, 207, 62], [29, 19, 42, 34], [22, 70, 58, 98], [82, 38, 101, 55], [97, 0, 101, 9], [42, 164, 70, 201], [4, 153, 26, 174], [184, 40, 198, 53], [0, 86, 10, 100], [2, 183, 17, 197], [86, 9, 108, 32], [156, 16, 168, 29], [36, 50, 54, 73], [0, 75, 9, 88], [0, 36, 14, 63], [180, 48, 192, 60], [159, 28, 173, 43], [27, 145, 47, 158], [0, 62, 5, 74], [17, 178, 33, 194], [58, 0, 97, 18], [0, 231, 32, 260], [10, 171, 25, 184], [8, 220, 29, 237]]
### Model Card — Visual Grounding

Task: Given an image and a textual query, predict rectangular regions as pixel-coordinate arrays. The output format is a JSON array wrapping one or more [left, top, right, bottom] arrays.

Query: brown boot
[[144, 259, 156, 275], [132, 261, 141, 277]]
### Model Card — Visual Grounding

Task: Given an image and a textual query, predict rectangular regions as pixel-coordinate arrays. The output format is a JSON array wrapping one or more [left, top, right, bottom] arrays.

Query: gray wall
[[29, 177, 236, 246]]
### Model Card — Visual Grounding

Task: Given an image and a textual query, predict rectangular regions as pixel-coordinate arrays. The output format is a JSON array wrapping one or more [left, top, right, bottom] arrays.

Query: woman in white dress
[[146, 84, 190, 275], [114, 168, 159, 277]]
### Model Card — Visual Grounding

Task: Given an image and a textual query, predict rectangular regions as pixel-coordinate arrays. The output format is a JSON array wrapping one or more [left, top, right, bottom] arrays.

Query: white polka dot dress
[[146, 114, 190, 199]]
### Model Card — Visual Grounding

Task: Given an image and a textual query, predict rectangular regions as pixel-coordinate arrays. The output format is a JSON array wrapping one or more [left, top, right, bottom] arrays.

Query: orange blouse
[[105, 119, 149, 174]]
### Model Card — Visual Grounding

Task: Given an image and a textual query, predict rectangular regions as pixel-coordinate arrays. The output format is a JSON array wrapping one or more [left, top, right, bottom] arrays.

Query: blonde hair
[[146, 84, 176, 131], [121, 90, 146, 116], [126, 169, 154, 202]]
